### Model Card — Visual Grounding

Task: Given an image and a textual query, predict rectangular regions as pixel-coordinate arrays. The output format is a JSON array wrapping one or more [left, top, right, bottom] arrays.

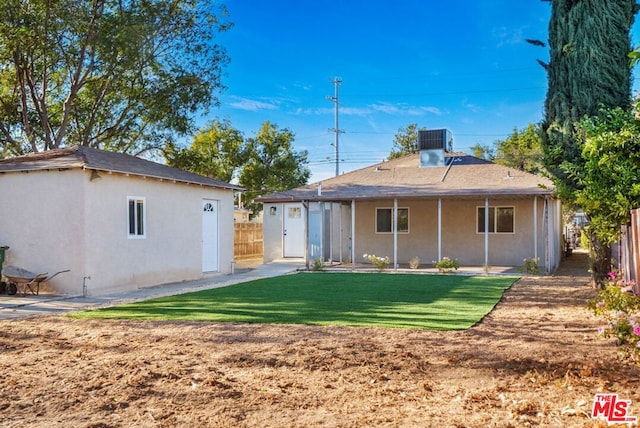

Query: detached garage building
[[0, 146, 241, 296]]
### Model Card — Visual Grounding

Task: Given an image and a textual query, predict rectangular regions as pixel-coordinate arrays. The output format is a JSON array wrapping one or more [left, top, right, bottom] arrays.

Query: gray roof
[[257, 153, 555, 202], [0, 146, 242, 191]]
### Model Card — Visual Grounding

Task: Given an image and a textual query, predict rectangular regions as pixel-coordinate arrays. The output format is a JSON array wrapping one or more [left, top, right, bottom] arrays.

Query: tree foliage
[[469, 143, 494, 161], [239, 121, 310, 215], [494, 124, 543, 174], [164, 118, 245, 182], [388, 123, 419, 159], [567, 104, 640, 245], [540, 0, 638, 286], [541, 0, 637, 197], [165, 119, 310, 216], [0, 0, 231, 156]]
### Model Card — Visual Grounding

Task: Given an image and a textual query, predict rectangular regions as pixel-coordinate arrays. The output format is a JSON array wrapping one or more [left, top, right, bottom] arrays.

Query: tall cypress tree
[[541, 0, 639, 285], [543, 0, 637, 189]]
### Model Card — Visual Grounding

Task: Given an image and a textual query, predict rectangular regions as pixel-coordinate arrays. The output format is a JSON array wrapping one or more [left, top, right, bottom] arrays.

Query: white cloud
[[228, 96, 280, 111], [370, 102, 441, 116], [294, 102, 441, 117]]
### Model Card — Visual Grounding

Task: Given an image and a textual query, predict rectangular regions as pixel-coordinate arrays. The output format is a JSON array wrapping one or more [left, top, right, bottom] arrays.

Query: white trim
[[533, 197, 538, 260], [393, 199, 398, 270], [375, 207, 410, 234], [484, 198, 489, 267], [437, 198, 442, 261], [351, 199, 356, 266], [127, 196, 146, 239], [476, 205, 515, 235]]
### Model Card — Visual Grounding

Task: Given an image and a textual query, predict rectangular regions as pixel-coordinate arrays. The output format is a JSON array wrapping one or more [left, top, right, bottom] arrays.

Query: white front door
[[283, 203, 304, 257], [202, 200, 219, 272]]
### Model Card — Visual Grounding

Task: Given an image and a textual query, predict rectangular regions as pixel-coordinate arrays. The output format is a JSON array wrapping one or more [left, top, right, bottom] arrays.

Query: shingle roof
[[257, 153, 555, 202], [0, 146, 242, 190]]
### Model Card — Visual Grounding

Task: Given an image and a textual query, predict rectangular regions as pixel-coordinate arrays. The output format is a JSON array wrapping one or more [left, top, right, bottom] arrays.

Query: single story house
[[0, 146, 242, 296], [257, 130, 562, 273]]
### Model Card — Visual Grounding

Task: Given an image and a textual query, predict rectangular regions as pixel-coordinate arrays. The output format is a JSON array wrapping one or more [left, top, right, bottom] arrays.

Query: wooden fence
[[234, 222, 263, 259]]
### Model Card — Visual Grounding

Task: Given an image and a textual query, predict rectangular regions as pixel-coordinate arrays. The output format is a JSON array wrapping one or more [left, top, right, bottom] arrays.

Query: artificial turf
[[71, 272, 518, 330]]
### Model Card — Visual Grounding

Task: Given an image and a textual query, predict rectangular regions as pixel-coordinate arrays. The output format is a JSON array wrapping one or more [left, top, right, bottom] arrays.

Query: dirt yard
[[1, 253, 639, 428]]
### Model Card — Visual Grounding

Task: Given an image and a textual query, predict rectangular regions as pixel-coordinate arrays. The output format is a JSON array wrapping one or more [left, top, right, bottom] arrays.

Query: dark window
[[128, 197, 145, 237], [376, 208, 409, 233], [477, 206, 514, 234]]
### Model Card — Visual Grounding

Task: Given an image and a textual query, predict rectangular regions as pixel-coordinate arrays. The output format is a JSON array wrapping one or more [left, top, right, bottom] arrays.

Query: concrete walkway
[[0, 260, 305, 320]]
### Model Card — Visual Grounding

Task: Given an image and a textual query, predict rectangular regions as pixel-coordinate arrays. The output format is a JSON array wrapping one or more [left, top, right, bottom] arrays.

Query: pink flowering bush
[[588, 271, 640, 361]]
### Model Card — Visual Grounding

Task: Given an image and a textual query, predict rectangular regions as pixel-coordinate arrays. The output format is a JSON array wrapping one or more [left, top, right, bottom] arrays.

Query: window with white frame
[[477, 206, 514, 234], [376, 207, 409, 233], [128, 197, 146, 238]]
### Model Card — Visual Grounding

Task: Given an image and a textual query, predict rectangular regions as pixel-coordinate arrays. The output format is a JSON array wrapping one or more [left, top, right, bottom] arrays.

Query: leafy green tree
[[469, 143, 494, 161], [567, 104, 640, 246], [494, 124, 543, 173], [164, 118, 245, 182], [239, 122, 310, 215], [0, 0, 231, 156], [540, 0, 638, 285], [388, 124, 419, 159]]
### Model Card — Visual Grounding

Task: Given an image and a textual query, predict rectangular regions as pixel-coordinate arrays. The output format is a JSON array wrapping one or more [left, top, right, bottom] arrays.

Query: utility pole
[[327, 77, 343, 176]]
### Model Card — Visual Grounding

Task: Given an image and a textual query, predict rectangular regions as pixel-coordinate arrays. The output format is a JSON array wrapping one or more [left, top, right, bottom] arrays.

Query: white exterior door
[[202, 200, 219, 272], [283, 203, 304, 257]]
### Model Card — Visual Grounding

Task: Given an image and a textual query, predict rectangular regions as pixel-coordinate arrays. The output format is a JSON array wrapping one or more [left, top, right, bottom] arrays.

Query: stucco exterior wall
[[262, 202, 353, 264], [0, 169, 86, 294], [354, 196, 550, 268], [0, 168, 235, 296], [261, 196, 560, 270], [83, 172, 235, 295]]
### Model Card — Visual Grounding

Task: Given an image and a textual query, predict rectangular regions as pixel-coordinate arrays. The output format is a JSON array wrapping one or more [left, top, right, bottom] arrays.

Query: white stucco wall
[[0, 169, 86, 294], [0, 168, 235, 296]]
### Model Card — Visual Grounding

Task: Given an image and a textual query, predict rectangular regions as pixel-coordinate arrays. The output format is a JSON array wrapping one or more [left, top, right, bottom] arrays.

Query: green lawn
[[71, 272, 518, 330]]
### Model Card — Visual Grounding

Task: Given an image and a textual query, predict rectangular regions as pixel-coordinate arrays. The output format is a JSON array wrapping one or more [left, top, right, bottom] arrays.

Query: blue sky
[[202, 1, 640, 183]]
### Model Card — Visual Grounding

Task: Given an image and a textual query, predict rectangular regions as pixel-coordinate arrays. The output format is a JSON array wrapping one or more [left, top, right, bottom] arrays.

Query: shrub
[[409, 256, 420, 269], [588, 271, 640, 361], [519, 257, 540, 275], [363, 253, 391, 271], [311, 258, 324, 271], [433, 257, 460, 273]]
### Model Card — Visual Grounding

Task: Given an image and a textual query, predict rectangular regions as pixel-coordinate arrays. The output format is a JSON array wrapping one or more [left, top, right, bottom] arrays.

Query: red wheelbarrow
[[3, 266, 70, 296]]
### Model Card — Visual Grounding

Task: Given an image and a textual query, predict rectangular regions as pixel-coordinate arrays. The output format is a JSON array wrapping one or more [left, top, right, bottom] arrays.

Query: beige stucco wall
[[354, 196, 550, 268], [0, 168, 235, 296], [261, 196, 560, 270]]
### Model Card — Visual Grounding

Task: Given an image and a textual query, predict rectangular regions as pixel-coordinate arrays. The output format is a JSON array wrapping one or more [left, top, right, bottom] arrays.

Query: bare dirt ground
[[1, 252, 639, 428]]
